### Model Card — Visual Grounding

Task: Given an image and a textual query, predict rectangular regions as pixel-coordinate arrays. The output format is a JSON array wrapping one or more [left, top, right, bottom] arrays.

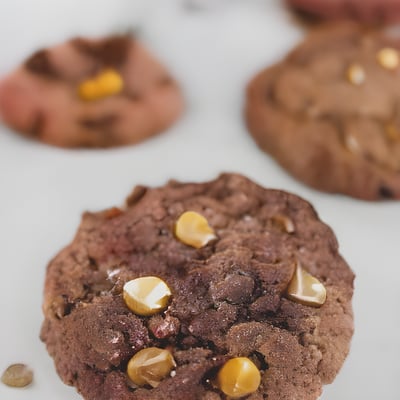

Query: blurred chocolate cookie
[[287, 0, 400, 23], [246, 22, 400, 200], [41, 173, 354, 400], [0, 35, 183, 148]]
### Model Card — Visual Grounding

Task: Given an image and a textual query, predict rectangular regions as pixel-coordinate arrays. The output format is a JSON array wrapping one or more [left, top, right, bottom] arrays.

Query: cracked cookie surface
[[0, 35, 183, 148], [246, 22, 400, 200], [41, 173, 354, 399]]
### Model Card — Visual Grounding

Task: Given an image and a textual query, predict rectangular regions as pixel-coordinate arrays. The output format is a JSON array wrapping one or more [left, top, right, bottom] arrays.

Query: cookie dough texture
[[0, 35, 183, 148], [41, 174, 354, 400], [287, 0, 400, 23], [246, 22, 400, 200]]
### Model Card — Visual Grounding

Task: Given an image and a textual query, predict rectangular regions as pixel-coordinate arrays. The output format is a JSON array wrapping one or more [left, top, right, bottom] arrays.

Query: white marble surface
[[0, 1, 399, 399]]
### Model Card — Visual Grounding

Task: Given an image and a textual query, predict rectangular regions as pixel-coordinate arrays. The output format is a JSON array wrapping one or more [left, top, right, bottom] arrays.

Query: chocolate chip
[[249, 350, 269, 371], [79, 114, 118, 131], [379, 185, 394, 199], [29, 112, 45, 138], [25, 50, 60, 79], [88, 257, 99, 271], [72, 35, 131, 67], [50, 295, 73, 319]]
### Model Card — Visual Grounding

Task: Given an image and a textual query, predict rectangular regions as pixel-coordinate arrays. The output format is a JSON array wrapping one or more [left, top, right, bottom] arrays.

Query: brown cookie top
[[287, 0, 400, 23], [246, 22, 400, 200], [0, 35, 184, 148], [41, 174, 354, 400]]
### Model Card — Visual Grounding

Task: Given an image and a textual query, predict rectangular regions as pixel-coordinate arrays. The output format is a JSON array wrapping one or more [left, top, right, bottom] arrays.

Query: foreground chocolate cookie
[[286, 0, 400, 23], [41, 174, 354, 400], [0, 35, 183, 148], [246, 22, 400, 200]]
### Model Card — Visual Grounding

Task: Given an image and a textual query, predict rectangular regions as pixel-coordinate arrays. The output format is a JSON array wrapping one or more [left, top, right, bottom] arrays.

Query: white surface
[[0, 1, 399, 399]]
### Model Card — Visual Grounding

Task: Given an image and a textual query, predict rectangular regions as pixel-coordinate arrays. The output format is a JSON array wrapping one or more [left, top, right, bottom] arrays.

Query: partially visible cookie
[[0, 35, 184, 148], [41, 173, 354, 400], [246, 22, 400, 200], [287, 0, 400, 23]]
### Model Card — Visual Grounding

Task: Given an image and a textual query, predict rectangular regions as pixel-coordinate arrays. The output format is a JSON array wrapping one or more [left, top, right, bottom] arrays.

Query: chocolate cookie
[[41, 174, 354, 400], [286, 0, 400, 23], [246, 22, 400, 200], [0, 35, 183, 148]]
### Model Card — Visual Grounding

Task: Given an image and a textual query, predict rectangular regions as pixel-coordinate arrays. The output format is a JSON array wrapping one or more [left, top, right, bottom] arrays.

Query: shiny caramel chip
[[346, 63, 365, 85], [385, 123, 400, 141], [127, 347, 176, 388], [344, 133, 361, 154], [174, 211, 217, 248], [1, 364, 33, 388], [287, 263, 327, 307], [377, 47, 399, 70], [217, 357, 261, 398], [78, 68, 123, 101], [123, 276, 172, 316], [271, 214, 295, 233]]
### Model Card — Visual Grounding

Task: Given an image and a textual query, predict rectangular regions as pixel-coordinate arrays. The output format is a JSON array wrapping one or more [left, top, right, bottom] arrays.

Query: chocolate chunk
[[379, 185, 394, 199], [25, 50, 60, 79], [79, 114, 118, 131], [72, 35, 132, 67]]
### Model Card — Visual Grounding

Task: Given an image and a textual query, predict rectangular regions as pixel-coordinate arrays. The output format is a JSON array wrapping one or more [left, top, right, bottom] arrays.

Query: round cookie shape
[[0, 35, 184, 148], [246, 22, 400, 200], [41, 173, 354, 400], [286, 0, 400, 23]]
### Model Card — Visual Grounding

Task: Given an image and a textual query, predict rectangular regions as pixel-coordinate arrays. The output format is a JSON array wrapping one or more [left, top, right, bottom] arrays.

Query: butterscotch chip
[[377, 48, 400, 70], [346, 63, 365, 85], [123, 276, 172, 316], [385, 123, 400, 141], [287, 263, 327, 307], [1, 364, 33, 388], [217, 357, 260, 398], [127, 347, 176, 388], [271, 214, 295, 233], [40, 174, 354, 400], [174, 211, 217, 248], [78, 69, 123, 101], [246, 22, 400, 200], [344, 133, 361, 154]]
